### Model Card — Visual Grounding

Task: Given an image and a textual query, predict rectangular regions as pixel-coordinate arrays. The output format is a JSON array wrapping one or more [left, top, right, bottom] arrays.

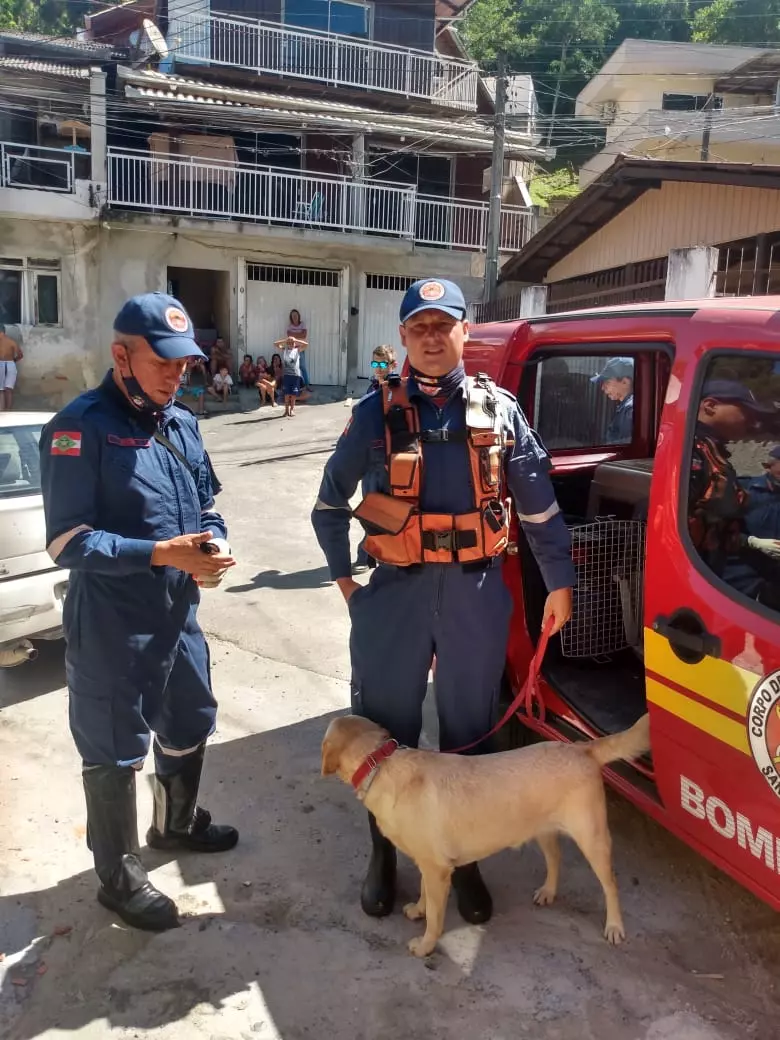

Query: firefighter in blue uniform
[[746, 445, 780, 541], [312, 278, 575, 923], [40, 294, 238, 932], [591, 357, 634, 444]]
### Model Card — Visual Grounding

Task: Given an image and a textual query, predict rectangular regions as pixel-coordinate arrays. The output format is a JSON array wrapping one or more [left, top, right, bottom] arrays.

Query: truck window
[[686, 353, 780, 618], [533, 354, 635, 450]]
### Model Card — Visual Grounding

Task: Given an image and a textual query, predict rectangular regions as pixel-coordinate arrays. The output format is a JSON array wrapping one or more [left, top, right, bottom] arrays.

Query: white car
[[0, 412, 68, 667]]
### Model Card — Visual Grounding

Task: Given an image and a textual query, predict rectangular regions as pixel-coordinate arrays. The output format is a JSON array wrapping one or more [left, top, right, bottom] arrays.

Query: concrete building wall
[[546, 180, 780, 284], [0, 216, 102, 408], [7, 210, 483, 404]]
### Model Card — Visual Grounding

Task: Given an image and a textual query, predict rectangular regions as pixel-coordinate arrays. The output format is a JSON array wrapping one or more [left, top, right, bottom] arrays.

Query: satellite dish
[[143, 18, 169, 59]]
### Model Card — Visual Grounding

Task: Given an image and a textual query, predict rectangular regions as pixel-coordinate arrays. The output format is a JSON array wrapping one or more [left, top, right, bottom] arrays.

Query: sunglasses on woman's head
[[371, 360, 389, 369]]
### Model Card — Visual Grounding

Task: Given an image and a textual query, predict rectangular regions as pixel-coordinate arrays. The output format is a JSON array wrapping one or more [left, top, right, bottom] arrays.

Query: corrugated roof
[[0, 29, 113, 54], [0, 55, 91, 79], [118, 66, 546, 158]]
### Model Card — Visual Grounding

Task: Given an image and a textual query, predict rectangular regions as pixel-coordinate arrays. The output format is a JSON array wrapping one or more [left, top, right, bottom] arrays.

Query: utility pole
[[484, 52, 507, 304], [700, 93, 715, 162]]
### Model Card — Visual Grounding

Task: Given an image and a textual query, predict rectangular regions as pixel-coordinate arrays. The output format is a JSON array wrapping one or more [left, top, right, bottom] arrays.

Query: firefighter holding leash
[[312, 278, 575, 923]]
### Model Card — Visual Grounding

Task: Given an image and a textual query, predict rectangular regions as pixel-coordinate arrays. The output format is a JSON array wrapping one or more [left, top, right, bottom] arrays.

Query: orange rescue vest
[[353, 373, 512, 567]]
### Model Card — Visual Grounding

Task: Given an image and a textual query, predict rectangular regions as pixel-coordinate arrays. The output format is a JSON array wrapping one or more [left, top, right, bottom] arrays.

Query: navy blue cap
[[113, 293, 205, 360], [591, 357, 634, 383], [701, 380, 775, 413], [764, 445, 780, 464], [400, 279, 467, 323]]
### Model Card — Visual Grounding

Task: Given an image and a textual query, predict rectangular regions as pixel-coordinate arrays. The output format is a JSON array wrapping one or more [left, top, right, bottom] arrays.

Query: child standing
[[275, 334, 308, 417]]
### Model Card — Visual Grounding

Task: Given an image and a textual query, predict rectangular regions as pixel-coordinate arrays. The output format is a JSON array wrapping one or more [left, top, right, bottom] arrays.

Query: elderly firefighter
[[312, 278, 575, 924]]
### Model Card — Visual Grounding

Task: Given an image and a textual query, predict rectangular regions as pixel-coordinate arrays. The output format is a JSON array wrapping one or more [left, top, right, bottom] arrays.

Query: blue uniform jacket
[[606, 394, 633, 444], [312, 377, 575, 592], [40, 372, 226, 688], [746, 474, 780, 540]]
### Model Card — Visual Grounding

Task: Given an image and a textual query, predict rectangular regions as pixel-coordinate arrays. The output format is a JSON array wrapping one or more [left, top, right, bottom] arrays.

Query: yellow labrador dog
[[322, 713, 650, 957]]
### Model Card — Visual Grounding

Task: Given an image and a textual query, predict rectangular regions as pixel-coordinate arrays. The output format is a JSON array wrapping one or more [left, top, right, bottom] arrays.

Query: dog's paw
[[408, 935, 436, 958], [403, 901, 425, 921], [533, 885, 556, 907], [604, 922, 626, 945]]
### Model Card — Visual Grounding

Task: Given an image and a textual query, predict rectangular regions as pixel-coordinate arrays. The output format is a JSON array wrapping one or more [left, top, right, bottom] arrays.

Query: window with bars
[[0, 257, 61, 327], [366, 274, 416, 292], [247, 264, 340, 287]]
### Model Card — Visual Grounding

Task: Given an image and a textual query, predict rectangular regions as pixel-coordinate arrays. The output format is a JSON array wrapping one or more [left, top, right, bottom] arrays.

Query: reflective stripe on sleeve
[[47, 524, 93, 562], [517, 502, 560, 524], [313, 498, 350, 511]]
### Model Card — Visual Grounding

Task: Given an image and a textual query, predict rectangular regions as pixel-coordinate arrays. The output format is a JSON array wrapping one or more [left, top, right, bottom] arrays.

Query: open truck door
[[644, 309, 780, 910]]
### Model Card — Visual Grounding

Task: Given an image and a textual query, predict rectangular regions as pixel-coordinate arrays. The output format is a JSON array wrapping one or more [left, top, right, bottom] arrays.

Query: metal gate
[[358, 273, 415, 378], [245, 263, 343, 385]]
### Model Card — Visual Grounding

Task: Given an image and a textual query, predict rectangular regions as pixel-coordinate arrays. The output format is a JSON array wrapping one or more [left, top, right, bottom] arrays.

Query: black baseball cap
[[701, 380, 775, 414]]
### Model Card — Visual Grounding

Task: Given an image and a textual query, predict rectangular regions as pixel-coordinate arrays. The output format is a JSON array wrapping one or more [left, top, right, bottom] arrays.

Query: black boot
[[146, 742, 238, 853], [361, 812, 396, 918], [82, 764, 179, 931], [452, 863, 493, 924]]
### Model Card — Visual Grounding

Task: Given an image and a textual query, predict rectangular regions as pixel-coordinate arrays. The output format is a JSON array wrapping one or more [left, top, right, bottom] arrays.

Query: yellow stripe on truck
[[644, 628, 758, 719], [646, 677, 751, 757]]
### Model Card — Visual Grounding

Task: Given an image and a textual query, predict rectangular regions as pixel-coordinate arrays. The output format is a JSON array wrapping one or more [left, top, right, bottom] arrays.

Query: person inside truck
[[745, 446, 780, 541], [591, 358, 634, 444], [688, 380, 780, 610]]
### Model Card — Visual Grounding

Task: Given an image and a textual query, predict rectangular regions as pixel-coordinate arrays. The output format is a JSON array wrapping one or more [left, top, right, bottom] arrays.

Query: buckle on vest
[[421, 530, 479, 553]]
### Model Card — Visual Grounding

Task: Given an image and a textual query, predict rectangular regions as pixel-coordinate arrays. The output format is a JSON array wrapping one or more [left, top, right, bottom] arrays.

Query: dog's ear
[[321, 737, 341, 777]]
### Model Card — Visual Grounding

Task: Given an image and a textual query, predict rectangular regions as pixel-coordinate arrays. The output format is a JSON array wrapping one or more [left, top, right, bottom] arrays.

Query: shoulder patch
[[51, 431, 82, 456]]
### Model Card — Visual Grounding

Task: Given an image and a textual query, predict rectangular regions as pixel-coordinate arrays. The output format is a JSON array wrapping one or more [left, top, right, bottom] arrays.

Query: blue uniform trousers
[[68, 593, 217, 769], [349, 561, 512, 752]]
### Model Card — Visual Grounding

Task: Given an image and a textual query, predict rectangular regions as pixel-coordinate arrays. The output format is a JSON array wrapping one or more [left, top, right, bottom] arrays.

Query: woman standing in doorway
[[287, 309, 311, 390]]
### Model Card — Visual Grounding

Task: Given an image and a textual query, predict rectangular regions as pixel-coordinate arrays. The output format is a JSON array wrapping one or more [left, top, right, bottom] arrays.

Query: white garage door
[[358, 274, 416, 378], [246, 263, 343, 386]]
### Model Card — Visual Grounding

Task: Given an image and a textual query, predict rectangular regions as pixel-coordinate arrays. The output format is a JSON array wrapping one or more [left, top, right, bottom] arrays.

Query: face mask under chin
[[123, 362, 172, 415]]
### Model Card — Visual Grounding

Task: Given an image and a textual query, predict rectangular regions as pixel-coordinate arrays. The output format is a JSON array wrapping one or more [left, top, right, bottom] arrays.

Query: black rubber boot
[[146, 742, 239, 853], [360, 812, 396, 918], [452, 863, 493, 924], [82, 764, 179, 931]]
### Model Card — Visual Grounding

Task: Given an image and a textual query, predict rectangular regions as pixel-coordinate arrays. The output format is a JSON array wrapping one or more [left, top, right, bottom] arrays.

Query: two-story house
[[0, 0, 545, 404], [577, 39, 780, 188]]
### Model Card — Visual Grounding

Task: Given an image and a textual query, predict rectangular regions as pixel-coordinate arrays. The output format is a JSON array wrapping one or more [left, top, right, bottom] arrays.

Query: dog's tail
[[586, 714, 650, 767]]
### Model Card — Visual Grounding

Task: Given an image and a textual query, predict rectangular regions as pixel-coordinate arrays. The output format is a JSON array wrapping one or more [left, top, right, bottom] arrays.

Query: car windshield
[[0, 425, 43, 499]]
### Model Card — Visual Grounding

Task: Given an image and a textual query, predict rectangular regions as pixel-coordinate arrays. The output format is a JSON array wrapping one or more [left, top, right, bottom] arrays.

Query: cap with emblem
[[702, 380, 775, 414], [113, 292, 205, 360], [590, 357, 634, 384], [400, 279, 467, 323]]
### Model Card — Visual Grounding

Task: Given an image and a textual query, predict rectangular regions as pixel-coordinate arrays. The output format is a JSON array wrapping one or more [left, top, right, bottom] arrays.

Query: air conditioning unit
[[600, 100, 618, 124]]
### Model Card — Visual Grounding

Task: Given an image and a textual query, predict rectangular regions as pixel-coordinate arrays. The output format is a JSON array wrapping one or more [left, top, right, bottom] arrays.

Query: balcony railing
[[169, 12, 479, 111], [1, 141, 89, 193], [107, 148, 532, 253]]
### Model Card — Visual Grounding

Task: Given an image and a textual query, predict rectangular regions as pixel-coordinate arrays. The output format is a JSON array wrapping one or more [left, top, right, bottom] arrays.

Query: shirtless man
[[0, 326, 23, 411]]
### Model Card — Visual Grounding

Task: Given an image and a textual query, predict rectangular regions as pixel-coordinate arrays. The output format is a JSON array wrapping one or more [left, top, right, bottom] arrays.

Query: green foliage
[[692, 0, 780, 44], [0, 0, 84, 35], [529, 166, 581, 207]]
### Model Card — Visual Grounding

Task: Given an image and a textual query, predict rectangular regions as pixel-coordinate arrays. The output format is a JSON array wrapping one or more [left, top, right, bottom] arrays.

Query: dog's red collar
[[351, 739, 399, 791]]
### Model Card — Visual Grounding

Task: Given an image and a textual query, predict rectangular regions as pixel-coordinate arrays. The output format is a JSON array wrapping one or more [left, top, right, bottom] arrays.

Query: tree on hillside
[[0, 0, 86, 34], [463, 0, 619, 144], [692, 0, 780, 44]]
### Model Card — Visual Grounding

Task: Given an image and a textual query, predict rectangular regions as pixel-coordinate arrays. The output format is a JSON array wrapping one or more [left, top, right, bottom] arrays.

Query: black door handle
[[653, 610, 721, 664]]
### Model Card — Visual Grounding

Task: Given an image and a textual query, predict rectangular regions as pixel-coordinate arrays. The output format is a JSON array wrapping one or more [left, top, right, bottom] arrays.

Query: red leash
[[446, 617, 554, 755]]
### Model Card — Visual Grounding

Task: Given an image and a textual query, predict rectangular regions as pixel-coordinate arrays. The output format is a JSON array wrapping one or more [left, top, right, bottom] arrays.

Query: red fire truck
[[464, 297, 780, 913]]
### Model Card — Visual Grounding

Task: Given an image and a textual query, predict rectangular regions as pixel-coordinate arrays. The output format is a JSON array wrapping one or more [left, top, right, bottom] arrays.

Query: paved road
[[1, 397, 779, 1040]]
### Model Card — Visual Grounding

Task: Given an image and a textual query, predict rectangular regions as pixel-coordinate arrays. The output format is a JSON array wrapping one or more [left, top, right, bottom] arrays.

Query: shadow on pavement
[[0, 641, 66, 710], [226, 567, 333, 593], [2, 709, 780, 1039]]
